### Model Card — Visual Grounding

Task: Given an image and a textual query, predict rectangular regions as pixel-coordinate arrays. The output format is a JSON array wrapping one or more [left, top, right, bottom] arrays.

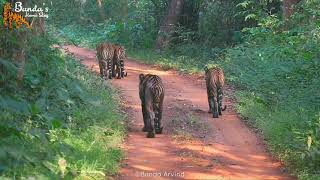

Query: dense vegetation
[[0, 0, 125, 179], [1, 0, 319, 179]]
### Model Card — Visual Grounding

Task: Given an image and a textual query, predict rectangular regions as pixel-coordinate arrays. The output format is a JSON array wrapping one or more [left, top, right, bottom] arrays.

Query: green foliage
[[129, 44, 225, 74], [227, 2, 320, 178], [48, 0, 159, 49], [236, 0, 282, 22], [0, 31, 125, 178], [198, 0, 246, 46]]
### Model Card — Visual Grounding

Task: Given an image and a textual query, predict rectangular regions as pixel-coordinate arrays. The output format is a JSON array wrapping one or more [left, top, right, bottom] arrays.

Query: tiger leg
[[145, 90, 155, 138], [120, 60, 125, 78], [155, 102, 163, 134], [98, 61, 104, 78], [145, 110, 155, 138], [218, 88, 227, 113], [218, 88, 223, 115], [212, 96, 219, 118], [155, 93, 164, 134], [102, 61, 108, 79], [141, 103, 148, 132], [116, 61, 121, 79], [208, 93, 213, 113], [207, 89, 212, 113], [112, 61, 116, 77], [208, 96, 214, 116], [107, 60, 112, 79]]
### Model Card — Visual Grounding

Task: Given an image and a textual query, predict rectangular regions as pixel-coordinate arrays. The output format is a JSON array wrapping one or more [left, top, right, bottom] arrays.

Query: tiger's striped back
[[205, 66, 226, 118], [139, 74, 164, 107], [205, 67, 225, 97], [96, 43, 115, 62], [110, 45, 127, 78], [139, 74, 165, 137], [96, 43, 115, 79], [114, 45, 126, 62]]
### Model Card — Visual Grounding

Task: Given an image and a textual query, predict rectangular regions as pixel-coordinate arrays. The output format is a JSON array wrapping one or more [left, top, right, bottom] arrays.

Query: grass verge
[[0, 54, 125, 179]]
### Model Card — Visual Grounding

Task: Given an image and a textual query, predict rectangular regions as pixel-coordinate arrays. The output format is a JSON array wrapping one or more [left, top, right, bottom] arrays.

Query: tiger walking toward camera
[[139, 74, 165, 138], [113, 45, 127, 79], [96, 43, 114, 79], [96, 43, 128, 79], [205, 66, 227, 118]]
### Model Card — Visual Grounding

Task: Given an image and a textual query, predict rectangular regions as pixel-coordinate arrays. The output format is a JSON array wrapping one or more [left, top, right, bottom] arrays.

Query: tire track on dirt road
[[64, 45, 294, 180]]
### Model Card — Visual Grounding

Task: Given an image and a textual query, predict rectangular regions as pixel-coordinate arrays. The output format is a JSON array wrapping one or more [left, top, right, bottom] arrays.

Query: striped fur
[[96, 43, 114, 79], [205, 66, 227, 118], [112, 45, 127, 79], [139, 74, 165, 138]]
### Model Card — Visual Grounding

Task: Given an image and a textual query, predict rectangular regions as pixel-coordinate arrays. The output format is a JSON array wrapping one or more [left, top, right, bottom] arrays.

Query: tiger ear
[[96, 44, 100, 50], [139, 74, 144, 81]]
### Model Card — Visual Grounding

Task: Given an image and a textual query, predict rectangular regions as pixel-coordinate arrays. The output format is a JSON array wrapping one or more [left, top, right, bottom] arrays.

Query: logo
[[2, 2, 50, 30], [3, 2, 31, 30]]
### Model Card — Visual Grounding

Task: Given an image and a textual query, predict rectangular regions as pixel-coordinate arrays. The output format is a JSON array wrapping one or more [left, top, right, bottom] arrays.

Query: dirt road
[[64, 45, 294, 180]]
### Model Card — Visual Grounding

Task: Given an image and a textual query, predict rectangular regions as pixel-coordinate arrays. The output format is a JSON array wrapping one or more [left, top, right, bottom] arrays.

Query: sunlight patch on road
[[127, 67, 172, 76], [132, 165, 156, 171]]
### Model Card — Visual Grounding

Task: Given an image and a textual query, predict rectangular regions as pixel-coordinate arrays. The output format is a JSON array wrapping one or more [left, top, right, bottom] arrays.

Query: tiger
[[204, 66, 227, 118], [96, 43, 114, 79], [139, 74, 165, 138], [112, 45, 127, 79]]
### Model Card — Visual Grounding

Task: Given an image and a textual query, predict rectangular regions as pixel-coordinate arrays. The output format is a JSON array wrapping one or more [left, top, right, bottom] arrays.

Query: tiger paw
[[142, 127, 148, 132], [146, 132, 155, 138], [155, 127, 163, 134]]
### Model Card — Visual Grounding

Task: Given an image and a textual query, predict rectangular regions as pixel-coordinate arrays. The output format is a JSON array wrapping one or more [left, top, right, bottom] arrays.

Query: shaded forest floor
[[64, 45, 294, 180]]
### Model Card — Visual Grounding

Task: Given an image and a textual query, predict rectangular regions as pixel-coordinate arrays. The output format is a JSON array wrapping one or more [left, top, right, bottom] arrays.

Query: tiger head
[[204, 64, 221, 74], [115, 46, 126, 60], [139, 73, 152, 88]]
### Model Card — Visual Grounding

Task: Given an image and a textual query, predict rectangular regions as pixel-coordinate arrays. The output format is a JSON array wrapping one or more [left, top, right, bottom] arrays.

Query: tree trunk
[[11, 0, 46, 83], [13, 37, 26, 82], [151, 0, 166, 27], [121, 0, 128, 21], [96, 0, 105, 20], [283, 0, 301, 19], [155, 0, 184, 50], [10, 0, 27, 83], [31, 17, 45, 35]]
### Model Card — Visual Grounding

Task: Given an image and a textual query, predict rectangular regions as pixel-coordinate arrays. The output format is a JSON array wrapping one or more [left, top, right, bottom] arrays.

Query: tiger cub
[[139, 74, 165, 138], [112, 45, 127, 79], [204, 66, 227, 118], [96, 43, 114, 79]]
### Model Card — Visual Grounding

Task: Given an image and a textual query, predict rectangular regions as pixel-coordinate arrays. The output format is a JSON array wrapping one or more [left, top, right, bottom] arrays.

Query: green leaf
[[58, 157, 67, 178], [0, 95, 30, 113], [30, 103, 41, 116], [245, 14, 257, 21], [50, 119, 62, 129], [307, 136, 312, 150]]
